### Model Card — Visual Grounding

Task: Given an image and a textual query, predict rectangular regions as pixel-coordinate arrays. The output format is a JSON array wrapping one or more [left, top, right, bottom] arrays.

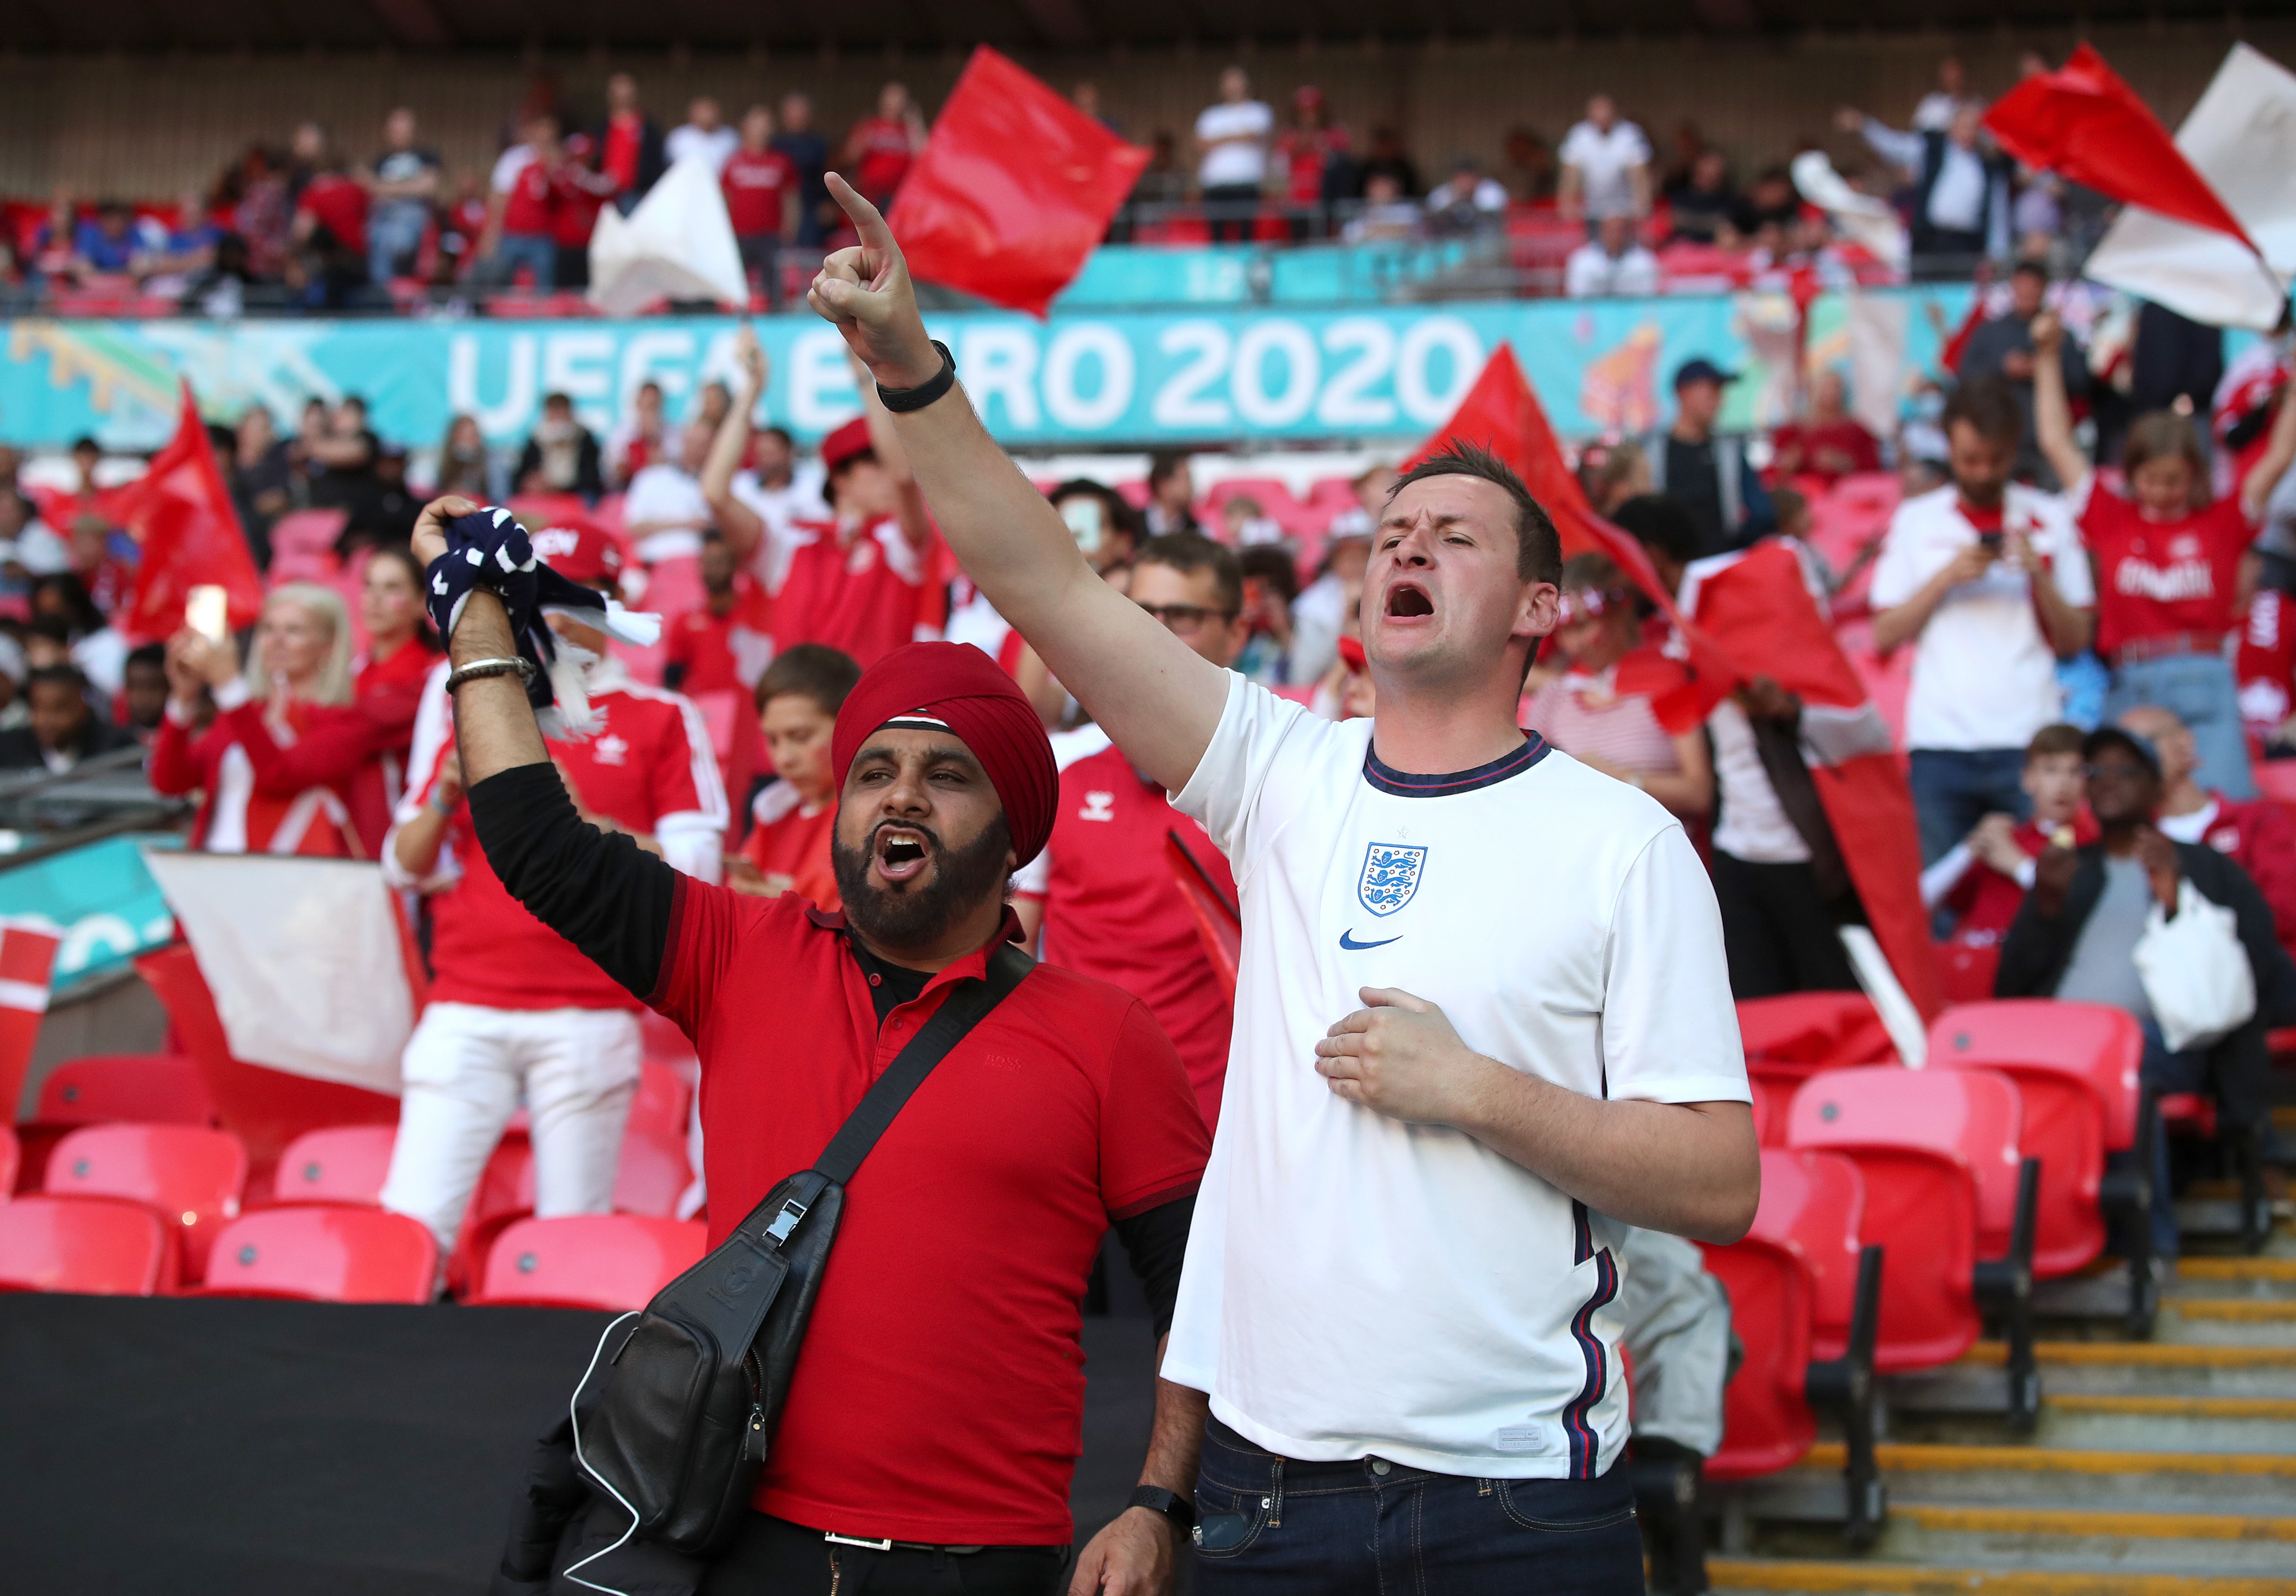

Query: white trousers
[[1616, 1226, 1733, 1458], [379, 1001, 643, 1254]]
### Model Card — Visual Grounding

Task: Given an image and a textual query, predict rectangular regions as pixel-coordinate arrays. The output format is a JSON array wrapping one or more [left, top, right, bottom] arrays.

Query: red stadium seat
[[2253, 759, 2296, 812], [444, 1135, 533, 1300], [1787, 1066, 2039, 1421], [43, 1124, 248, 1287], [1928, 1000, 2151, 1318], [627, 1061, 692, 1144], [613, 1127, 693, 1219], [32, 1053, 215, 1127], [471, 1215, 706, 1310], [1737, 993, 1895, 1069], [271, 1125, 398, 1207], [199, 1207, 437, 1304], [0, 1124, 14, 1196], [0, 1196, 170, 1295]]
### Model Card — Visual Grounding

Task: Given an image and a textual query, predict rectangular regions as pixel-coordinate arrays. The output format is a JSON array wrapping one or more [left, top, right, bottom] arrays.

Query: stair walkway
[[1707, 1206, 2296, 1595]]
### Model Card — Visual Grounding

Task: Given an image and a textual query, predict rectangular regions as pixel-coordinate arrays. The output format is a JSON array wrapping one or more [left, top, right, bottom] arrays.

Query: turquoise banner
[[1, 285, 1974, 454], [0, 834, 181, 991]]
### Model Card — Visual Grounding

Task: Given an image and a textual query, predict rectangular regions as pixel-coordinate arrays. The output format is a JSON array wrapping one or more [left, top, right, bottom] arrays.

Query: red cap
[[1337, 634, 1367, 671], [820, 416, 874, 475], [527, 517, 625, 589]]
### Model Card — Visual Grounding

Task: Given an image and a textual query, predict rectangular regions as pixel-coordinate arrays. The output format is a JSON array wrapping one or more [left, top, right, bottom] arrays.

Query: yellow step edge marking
[[1964, 1341, 2296, 1368], [2047, 1394, 2296, 1420], [1892, 1503, 2296, 1541], [1709, 1560, 2296, 1595], [1802, 1442, 2296, 1476], [2179, 1257, 2296, 1282], [2172, 1300, 2296, 1323]]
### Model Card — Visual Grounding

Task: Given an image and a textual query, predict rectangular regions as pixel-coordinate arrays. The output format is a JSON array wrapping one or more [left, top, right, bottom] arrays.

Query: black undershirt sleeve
[[466, 761, 678, 1004], [1112, 1196, 1194, 1341]]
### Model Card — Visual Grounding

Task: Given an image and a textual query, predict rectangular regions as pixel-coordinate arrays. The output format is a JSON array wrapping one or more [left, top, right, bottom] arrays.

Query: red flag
[[115, 385, 265, 646], [887, 47, 1152, 317], [1683, 543, 1943, 1020], [0, 921, 58, 1133], [1985, 45, 2257, 251], [1407, 344, 1737, 731]]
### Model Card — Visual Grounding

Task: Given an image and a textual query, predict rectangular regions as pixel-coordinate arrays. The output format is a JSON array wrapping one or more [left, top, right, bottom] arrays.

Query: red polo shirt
[[1016, 728, 1236, 1128], [651, 887, 1209, 1545]]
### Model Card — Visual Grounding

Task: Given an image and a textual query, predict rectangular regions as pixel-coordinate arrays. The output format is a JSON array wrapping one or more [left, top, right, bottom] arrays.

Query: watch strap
[[1127, 1484, 1195, 1533], [876, 341, 958, 413]]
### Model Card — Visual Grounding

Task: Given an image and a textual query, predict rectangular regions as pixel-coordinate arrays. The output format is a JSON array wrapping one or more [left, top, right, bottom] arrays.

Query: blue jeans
[[481, 231, 556, 291], [1908, 747, 2032, 865], [2106, 648, 2256, 800], [2102, 1018, 2211, 1262], [1192, 1417, 1643, 1595], [367, 200, 428, 284]]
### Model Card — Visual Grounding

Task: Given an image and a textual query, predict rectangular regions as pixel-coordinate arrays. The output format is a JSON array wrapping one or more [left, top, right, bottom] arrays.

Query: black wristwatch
[[1127, 1485, 1196, 1534]]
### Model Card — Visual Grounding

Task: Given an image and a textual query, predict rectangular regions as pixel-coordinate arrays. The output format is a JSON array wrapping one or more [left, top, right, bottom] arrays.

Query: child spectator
[[1923, 722, 2094, 947], [726, 643, 860, 907]]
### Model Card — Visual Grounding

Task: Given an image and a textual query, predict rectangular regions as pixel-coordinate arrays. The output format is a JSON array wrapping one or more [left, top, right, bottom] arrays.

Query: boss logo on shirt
[[1358, 843, 1426, 917], [1079, 791, 1116, 822]]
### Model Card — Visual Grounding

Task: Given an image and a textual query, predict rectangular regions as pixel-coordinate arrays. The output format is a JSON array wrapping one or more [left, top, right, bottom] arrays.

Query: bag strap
[[812, 939, 1033, 1188]]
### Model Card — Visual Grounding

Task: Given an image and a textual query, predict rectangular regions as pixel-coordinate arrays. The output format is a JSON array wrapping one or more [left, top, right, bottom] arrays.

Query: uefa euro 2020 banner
[[1, 287, 1973, 455]]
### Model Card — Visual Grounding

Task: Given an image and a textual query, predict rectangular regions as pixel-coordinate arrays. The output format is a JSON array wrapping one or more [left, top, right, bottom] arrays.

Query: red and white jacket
[[149, 679, 386, 858], [383, 656, 729, 1011]]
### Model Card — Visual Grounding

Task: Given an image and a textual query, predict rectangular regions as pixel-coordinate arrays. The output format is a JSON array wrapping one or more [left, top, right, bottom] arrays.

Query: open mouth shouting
[[872, 824, 936, 886], [1384, 580, 1435, 619]]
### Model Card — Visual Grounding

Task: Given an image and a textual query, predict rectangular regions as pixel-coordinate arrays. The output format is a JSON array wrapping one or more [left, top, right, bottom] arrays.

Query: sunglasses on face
[[1138, 601, 1237, 635]]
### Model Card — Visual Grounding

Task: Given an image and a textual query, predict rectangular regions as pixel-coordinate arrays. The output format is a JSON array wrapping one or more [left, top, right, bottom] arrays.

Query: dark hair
[[1146, 451, 1191, 491], [759, 426, 794, 449], [2025, 722, 2083, 762], [1049, 479, 1143, 548], [70, 435, 100, 456], [126, 642, 167, 672], [28, 615, 75, 647], [1135, 531, 1244, 616], [1609, 493, 1700, 569], [30, 573, 104, 637], [2010, 258, 2049, 282], [542, 391, 573, 410], [1942, 378, 2024, 445], [1237, 543, 1299, 604], [1387, 444, 1561, 586], [25, 663, 90, 698], [754, 642, 862, 716]]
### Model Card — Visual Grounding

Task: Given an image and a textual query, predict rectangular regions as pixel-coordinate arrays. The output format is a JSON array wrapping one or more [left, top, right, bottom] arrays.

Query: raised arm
[[2030, 312, 2090, 496], [852, 353, 934, 554], [807, 175, 1230, 792], [701, 328, 769, 560], [2241, 372, 2296, 523]]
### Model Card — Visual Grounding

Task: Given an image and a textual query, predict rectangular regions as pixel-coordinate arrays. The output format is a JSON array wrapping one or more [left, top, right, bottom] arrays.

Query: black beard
[[832, 813, 1013, 956]]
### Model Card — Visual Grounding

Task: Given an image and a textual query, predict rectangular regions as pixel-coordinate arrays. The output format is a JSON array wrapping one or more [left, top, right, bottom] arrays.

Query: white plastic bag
[[2133, 879, 2256, 1054]]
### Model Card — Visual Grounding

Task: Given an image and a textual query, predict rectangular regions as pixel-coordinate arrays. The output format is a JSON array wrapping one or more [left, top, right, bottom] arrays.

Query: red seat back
[[200, 1207, 438, 1304], [1700, 1233, 1812, 1478], [1736, 993, 1895, 1069], [1787, 1067, 2014, 1370], [0, 1195, 169, 1295], [1928, 999, 2142, 1150], [44, 1123, 248, 1286], [627, 1061, 692, 1144], [613, 1127, 694, 1219], [1754, 1148, 1869, 1361], [272, 1125, 398, 1206], [472, 1215, 706, 1310], [0, 1124, 15, 1194], [444, 1134, 534, 1300], [32, 1054, 215, 1128]]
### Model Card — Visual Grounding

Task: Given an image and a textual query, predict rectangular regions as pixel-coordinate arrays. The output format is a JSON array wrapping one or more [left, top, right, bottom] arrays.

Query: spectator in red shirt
[[1768, 367, 1883, 489], [663, 530, 761, 698], [417, 502, 1212, 1591], [289, 143, 371, 308], [548, 130, 619, 291], [728, 642, 861, 909], [843, 81, 929, 212], [478, 113, 562, 291], [1015, 532, 1244, 1127], [1274, 85, 1351, 238], [353, 545, 441, 814], [592, 71, 667, 213], [2036, 309, 2296, 802], [723, 103, 799, 307], [2121, 702, 2296, 949], [1924, 722, 2094, 948]]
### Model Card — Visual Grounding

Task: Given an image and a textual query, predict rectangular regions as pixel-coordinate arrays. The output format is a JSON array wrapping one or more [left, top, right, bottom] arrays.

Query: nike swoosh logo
[[1339, 929, 1402, 950]]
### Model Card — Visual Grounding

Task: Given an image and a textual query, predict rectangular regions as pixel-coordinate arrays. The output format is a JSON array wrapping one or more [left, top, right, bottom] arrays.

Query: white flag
[[588, 155, 749, 316], [142, 852, 413, 1096], [2084, 44, 2296, 331]]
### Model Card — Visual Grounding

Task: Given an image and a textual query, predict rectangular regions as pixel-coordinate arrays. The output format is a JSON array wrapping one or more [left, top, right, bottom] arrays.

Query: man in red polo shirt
[[1015, 531, 1241, 1127], [379, 516, 728, 1259], [420, 495, 1210, 1596], [703, 332, 938, 669]]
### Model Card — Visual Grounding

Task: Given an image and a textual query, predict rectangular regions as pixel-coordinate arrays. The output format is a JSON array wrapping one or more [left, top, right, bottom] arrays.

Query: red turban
[[831, 641, 1059, 866]]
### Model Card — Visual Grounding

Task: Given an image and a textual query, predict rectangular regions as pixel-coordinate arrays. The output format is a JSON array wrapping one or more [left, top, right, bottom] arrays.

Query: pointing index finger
[[825, 171, 897, 258]]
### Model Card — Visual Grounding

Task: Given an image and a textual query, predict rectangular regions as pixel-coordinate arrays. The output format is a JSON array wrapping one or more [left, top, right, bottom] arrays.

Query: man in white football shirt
[[806, 176, 1756, 1594]]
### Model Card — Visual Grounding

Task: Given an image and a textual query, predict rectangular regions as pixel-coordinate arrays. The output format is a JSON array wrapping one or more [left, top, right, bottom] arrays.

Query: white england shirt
[[1166, 674, 1747, 1478]]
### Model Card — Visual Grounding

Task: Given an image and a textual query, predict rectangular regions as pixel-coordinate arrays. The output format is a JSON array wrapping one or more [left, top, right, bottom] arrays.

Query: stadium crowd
[[0, 53, 2115, 314]]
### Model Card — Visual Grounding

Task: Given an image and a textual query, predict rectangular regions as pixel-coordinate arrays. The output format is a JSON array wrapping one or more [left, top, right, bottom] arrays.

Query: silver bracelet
[[444, 657, 536, 694]]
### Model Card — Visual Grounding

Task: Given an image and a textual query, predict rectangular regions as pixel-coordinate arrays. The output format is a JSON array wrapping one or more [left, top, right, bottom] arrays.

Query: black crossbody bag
[[564, 943, 1033, 1562]]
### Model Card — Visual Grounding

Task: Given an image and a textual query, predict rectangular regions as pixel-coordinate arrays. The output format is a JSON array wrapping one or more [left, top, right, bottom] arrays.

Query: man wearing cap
[[1996, 723, 2295, 1260], [415, 501, 1212, 1593], [378, 511, 730, 1264], [1643, 358, 1775, 557], [705, 333, 938, 672]]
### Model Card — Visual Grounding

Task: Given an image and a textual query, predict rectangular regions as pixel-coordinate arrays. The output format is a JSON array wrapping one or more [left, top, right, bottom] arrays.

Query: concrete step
[[1709, 1558, 2296, 1593], [1869, 1503, 2296, 1576]]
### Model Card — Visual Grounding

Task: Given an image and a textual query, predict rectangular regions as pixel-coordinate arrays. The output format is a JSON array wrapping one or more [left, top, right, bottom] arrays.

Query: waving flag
[[888, 47, 1152, 317], [1985, 45, 2258, 251], [115, 384, 265, 646], [1408, 344, 1737, 731]]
